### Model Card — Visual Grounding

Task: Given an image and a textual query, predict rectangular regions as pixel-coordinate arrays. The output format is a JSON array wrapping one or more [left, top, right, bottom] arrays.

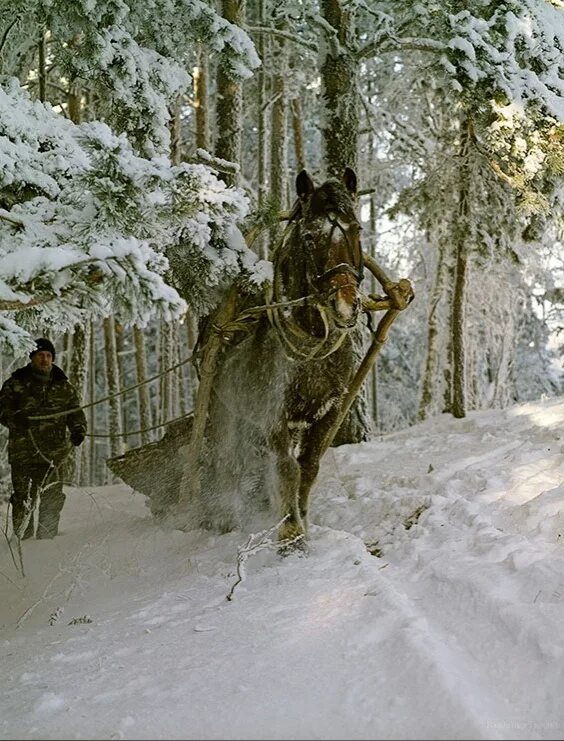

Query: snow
[[1, 396, 563, 740]]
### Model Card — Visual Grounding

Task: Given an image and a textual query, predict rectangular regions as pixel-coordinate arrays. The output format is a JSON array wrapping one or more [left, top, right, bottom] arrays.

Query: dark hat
[[30, 337, 56, 360]]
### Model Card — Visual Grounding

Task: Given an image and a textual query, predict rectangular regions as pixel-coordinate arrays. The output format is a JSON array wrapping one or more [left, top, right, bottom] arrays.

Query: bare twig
[[2, 501, 25, 577], [245, 25, 317, 53], [226, 516, 299, 601]]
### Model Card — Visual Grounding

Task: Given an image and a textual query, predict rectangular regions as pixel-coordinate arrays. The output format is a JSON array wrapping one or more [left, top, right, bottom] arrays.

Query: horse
[[183, 167, 365, 548]]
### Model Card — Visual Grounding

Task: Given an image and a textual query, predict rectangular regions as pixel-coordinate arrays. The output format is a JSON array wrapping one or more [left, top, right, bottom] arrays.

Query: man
[[0, 338, 87, 539]]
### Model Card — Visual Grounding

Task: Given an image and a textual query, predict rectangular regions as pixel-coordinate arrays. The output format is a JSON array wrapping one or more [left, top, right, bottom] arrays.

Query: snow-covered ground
[[1, 397, 563, 740]]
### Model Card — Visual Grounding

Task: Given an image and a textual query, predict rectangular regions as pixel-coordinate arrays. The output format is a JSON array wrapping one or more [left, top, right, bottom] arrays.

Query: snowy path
[[1, 398, 563, 740]]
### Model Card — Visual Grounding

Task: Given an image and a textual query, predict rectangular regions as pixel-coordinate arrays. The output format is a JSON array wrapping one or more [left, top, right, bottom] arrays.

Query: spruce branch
[[0, 209, 25, 228]]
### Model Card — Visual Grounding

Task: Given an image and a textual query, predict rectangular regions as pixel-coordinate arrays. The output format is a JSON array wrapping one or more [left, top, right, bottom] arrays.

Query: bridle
[[267, 206, 364, 361], [312, 214, 364, 288]]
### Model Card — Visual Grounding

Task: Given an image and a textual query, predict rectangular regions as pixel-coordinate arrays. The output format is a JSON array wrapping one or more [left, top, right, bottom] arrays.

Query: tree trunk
[[186, 314, 199, 408], [38, 34, 46, 102], [417, 237, 451, 421], [319, 0, 359, 176], [66, 324, 90, 484], [103, 316, 124, 465], [194, 43, 209, 151], [270, 19, 288, 213], [331, 327, 373, 446], [88, 320, 96, 484], [267, 16, 289, 252], [256, 0, 268, 209], [134, 327, 152, 446], [65, 85, 89, 482], [215, 0, 245, 187], [170, 96, 183, 164], [368, 169, 378, 428], [291, 97, 306, 172], [451, 119, 472, 419], [160, 320, 175, 426], [320, 0, 368, 444]]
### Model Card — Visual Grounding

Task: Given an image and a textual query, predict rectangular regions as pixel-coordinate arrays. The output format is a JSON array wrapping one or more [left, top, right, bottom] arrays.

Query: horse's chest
[[286, 355, 349, 429]]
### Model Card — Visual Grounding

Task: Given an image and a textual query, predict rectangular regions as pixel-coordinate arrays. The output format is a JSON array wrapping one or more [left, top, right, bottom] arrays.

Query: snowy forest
[[0, 0, 563, 491]]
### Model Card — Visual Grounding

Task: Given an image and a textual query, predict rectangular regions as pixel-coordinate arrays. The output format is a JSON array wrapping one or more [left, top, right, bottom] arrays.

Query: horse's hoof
[[278, 534, 308, 558]]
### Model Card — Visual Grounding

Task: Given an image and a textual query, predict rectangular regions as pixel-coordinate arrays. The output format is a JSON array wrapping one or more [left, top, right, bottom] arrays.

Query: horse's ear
[[296, 170, 315, 201], [342, 167, 357, 196]]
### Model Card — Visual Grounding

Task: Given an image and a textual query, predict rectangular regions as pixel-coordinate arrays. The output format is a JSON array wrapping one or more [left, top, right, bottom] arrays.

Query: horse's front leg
[[268, 423, 304, 544], [297, 407, 339, 534]]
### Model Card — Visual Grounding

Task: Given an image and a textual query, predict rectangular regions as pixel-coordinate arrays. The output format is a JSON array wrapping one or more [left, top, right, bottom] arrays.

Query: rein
[[266, 216, 360, 362], [324, 215, 364, 284]]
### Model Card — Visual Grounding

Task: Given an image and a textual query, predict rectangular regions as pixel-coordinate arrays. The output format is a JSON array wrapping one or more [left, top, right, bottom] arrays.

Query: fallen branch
[[226, 515, 301, 601]]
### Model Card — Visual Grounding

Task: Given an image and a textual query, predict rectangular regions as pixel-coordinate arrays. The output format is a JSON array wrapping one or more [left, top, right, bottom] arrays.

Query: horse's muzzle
[[331, 285, 361, 329]]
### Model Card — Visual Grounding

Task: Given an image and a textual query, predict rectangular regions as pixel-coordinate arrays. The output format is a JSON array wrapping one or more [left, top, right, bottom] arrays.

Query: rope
[[26, 285, 317, 425], [266, 225, 353, 362], [27, 352, 195, 422], [86, 411, 193, 439]]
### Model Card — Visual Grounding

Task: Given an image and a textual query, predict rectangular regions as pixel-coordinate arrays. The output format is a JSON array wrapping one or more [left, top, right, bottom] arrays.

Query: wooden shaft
[[320, 308, 401, 458], [180, 288, 238, 504]]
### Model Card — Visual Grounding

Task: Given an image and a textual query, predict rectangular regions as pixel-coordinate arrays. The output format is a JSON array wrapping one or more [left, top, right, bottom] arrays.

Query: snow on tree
[[0, 0, 265, 356], [0, 79, 266, 356], [1, 0, 260, 155]]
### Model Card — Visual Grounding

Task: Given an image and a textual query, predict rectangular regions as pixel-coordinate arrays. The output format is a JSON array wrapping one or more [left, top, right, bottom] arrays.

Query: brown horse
[[189, 168, 365, 547]]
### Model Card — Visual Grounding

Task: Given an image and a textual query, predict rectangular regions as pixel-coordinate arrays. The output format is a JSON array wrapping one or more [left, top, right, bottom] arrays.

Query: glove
[[70, 430, 85, 447], [12, 410, 29, 431]]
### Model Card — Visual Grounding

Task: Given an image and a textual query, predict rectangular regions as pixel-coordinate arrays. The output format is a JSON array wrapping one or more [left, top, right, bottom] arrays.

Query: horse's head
[[294, 168, 363, 329]]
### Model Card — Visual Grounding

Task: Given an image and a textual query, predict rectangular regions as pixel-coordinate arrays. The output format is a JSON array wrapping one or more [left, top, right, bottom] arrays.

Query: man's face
[[31, 350, 54, 374]]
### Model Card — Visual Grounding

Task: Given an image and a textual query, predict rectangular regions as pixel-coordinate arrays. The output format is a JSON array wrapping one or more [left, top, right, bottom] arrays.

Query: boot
[[22, 517, 35, 539], [37, 491, 64, 539], [12, 503, 34, 540], [36, 517, 58, 539]]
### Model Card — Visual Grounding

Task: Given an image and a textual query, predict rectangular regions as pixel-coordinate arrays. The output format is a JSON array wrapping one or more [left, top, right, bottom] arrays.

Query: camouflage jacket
[[0, 364, 87, 466]]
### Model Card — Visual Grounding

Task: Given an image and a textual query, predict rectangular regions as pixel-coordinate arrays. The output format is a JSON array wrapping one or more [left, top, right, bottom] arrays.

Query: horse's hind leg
[[268, 425, 304, 545]]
